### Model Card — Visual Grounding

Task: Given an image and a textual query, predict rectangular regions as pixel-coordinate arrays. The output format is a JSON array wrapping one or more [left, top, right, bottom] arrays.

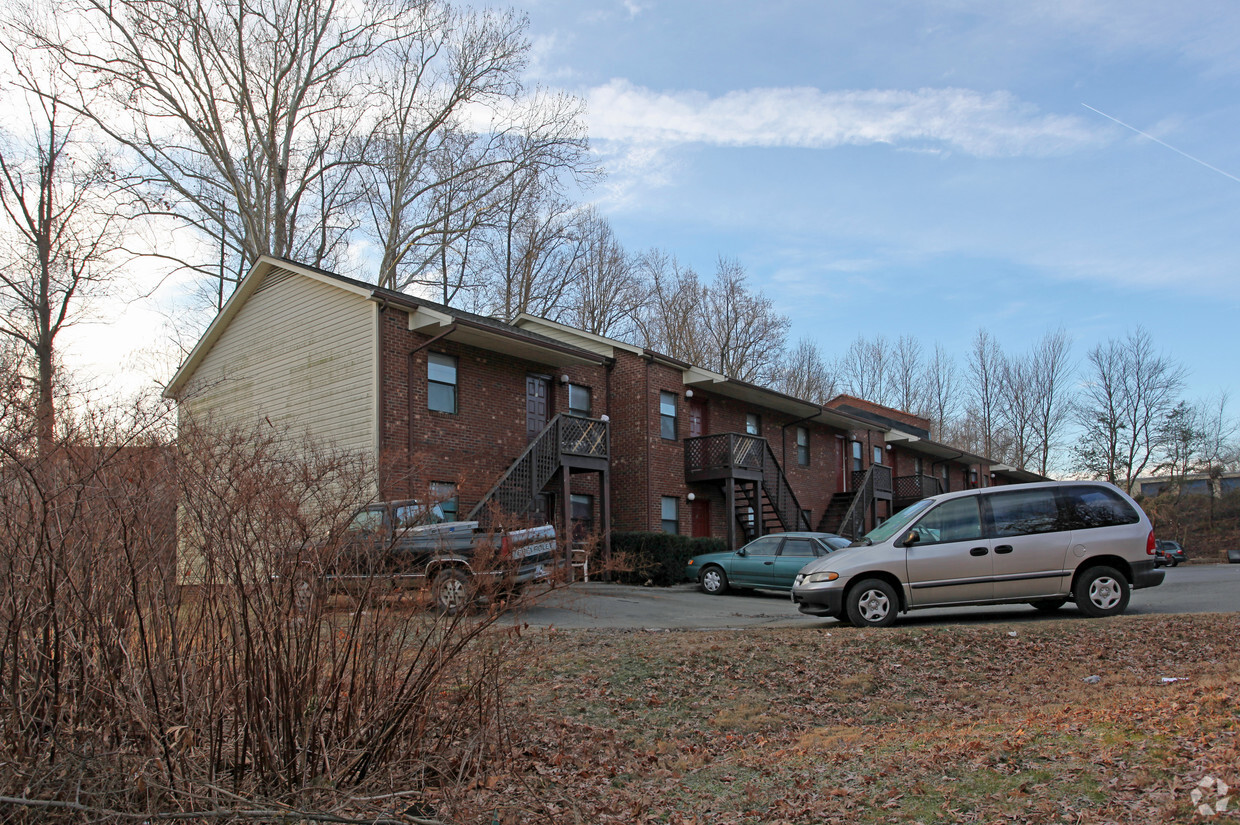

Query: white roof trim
[[513, 313, 642, 358], [408, 305, 454, 332], [683, 366, 727, 386]]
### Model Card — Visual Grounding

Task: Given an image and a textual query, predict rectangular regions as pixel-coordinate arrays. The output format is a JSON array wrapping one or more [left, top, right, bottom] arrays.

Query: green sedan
[[685, 532, 851, 595]]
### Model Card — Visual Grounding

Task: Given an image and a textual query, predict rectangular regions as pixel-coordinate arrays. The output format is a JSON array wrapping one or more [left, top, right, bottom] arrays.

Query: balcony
[[893, 473, 942, 508], [852, 464, 893, 501], [684, 432, 766, 482]]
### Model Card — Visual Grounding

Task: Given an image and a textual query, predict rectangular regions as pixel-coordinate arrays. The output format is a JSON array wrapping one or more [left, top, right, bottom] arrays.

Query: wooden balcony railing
[[850, 464, 893, 499], [893, 473, 943, 503], [684, 432, 765, 480]]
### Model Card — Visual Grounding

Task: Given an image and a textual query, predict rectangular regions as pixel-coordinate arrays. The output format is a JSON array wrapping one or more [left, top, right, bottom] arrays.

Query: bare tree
[[1197, 392, 1240, 475], [998, 352, 1038, 470], [0, 40, 125, 451], [921, 342, 960, 441], [839, 334, 890, 405], [966, 328, 1006, 461], [774, 337, 839, 404], [701, 257, 788, 383], [890, 334, 925, 415], [1073, 327, 1186, 493], [41, 0, 414, 280], [360, 4, 592, 296], [479, 174, 581, 321], [1029, 328, 1074, 476], [561, 207, 642, 338], [632, 248, 708, 364]]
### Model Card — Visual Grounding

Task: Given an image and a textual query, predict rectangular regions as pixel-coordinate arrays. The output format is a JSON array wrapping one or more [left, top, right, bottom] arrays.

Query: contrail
[[1082, 102, 1240, 185]]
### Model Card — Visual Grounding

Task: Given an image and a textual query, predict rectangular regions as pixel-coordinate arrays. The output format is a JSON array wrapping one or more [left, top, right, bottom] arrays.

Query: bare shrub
[[0, 408, 530, 822]]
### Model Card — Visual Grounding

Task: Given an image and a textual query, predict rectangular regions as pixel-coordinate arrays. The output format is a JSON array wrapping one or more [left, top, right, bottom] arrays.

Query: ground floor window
[[571, 493, 594, 543], [430, 481, 458, 521], [661, 496, 679, 534]]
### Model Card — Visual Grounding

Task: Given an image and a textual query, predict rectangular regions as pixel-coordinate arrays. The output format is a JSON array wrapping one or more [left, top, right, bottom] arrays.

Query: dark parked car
[[1154, 539, 1187, 567], [685, 532, 850, 595], [327, 499, 557, 612], [1228, 548, 1240, 564]]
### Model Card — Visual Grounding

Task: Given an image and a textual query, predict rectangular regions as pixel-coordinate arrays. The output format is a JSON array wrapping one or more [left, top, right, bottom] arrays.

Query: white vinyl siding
[[178, 267, 376, 461]]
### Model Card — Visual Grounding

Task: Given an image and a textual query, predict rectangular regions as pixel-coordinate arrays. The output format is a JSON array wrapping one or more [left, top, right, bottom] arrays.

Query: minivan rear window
[[1063, 485, 1139, 529], [987, 488, 1063, 537]]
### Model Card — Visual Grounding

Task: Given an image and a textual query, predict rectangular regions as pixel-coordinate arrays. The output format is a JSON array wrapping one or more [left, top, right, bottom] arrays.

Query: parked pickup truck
[[325, 499, 558, 613]]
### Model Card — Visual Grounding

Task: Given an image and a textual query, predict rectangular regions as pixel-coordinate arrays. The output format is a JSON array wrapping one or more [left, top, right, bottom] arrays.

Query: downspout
[[780, 410, 819, 469], [376, 299, 387, 498], [644, 354, 653, 531], [930, 449, 965, 493]]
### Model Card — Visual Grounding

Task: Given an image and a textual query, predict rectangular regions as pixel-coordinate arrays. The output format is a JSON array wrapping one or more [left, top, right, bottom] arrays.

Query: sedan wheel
[[700, 566, 729, 595], [846, 578, 898, 627]]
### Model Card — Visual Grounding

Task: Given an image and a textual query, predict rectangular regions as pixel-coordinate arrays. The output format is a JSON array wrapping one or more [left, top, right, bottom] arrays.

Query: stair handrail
[[836, 465, 876, 539], [758, 440, 811, 532], [468, 414, 607, 522]]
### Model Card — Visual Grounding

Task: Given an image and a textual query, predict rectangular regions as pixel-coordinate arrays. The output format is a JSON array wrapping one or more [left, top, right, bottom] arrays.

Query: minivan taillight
[[1146, 530, 1156, 555]]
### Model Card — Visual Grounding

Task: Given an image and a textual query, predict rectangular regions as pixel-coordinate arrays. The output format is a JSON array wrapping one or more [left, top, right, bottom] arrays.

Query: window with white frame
[[745, 413, 761, 435], [796, 427, 810, 466]]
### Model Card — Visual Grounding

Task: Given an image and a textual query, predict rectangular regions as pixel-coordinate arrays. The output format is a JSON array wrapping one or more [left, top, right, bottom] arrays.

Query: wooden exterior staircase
[[468, 414, 610, 570], [684, 433, 811, 548]]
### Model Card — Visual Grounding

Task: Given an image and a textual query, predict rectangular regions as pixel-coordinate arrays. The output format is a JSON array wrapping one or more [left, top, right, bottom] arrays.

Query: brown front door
[[688, 398, 708, 439], [526, 375, 551, 442], [690, 498, 711, 537]]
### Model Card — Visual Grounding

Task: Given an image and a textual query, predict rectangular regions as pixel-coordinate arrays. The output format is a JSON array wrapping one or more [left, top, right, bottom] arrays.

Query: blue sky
[[510, 0, 1240, 403]]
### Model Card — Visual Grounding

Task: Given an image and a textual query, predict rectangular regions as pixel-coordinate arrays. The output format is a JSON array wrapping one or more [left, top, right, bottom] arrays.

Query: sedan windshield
[[860, 498, 936, 545]]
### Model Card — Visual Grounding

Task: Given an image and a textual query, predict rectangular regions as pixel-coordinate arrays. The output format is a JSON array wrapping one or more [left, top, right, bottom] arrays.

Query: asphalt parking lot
[[509, 563, 1240, 630]]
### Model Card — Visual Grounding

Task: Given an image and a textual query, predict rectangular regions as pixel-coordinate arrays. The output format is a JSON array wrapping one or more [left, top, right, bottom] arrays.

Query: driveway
[[510, 563, 1240, 630]]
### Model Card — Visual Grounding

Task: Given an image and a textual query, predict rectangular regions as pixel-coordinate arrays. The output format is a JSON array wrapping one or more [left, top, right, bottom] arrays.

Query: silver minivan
[[791, 481, 1164, 627]]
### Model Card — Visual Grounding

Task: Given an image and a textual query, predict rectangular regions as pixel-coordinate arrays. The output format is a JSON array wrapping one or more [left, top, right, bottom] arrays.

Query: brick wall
[[377, 308, 608, 512]]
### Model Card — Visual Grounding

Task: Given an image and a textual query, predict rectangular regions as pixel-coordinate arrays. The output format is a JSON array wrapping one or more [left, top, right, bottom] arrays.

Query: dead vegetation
[[0, 405, 541, 823], [471, 615, 1240, 824]]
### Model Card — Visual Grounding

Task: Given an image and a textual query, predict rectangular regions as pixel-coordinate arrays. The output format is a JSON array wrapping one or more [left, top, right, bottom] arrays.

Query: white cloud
[[585, 80, 1105, 157]]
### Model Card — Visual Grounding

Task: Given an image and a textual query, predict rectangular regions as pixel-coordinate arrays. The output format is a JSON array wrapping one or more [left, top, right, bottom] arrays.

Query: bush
[[610, 532, 728, 586], [0, 410, 529, 823]]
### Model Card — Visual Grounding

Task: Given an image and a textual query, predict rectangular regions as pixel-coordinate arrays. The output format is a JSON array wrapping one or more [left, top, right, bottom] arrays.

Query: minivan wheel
[[1073, 566, 1130, 618], [431, 568, 472, 615], [846, 579, 898, 628], [700, 566, 729, 595]]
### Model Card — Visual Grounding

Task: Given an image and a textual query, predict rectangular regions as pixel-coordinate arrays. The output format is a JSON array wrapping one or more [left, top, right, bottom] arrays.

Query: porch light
[[685, 389, 693, 398], [687, 492, 695, 501]]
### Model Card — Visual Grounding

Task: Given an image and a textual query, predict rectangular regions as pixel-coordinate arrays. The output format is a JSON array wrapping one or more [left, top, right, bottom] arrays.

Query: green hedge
[[610, 532, 728, 587]]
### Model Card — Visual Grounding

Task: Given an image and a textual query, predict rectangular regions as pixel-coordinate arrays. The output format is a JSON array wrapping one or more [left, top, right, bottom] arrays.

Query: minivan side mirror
[[902, 529, 920, 546]]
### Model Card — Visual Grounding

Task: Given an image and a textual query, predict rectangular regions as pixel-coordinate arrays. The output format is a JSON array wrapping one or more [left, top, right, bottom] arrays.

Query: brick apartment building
[[165, 257, 1040, 567]]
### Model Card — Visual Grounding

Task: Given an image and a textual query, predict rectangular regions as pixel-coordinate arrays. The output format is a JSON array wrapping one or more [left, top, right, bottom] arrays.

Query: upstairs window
[[873, 445, 884, 466], [568, 383, 591, 416], [851, 441, 863, 472], [796, 427, 810, 466], [428, 352, 458, 413], [745, 413, 761, 435], [659, 392, 677, 440]]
